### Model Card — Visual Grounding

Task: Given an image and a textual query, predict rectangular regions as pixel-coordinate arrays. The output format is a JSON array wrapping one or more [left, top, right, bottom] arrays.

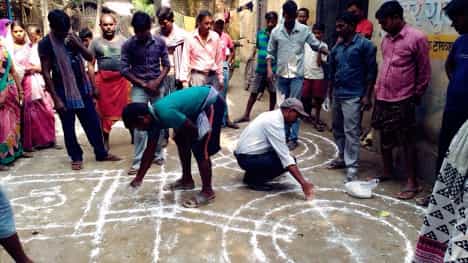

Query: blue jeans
[[58, 96, 108, 161], [332, 97, 361, 169], [131, 86, 164, 169], [0, 187, 15, 239], [277, 77, 304, 142], [222, 62, 230, 126]]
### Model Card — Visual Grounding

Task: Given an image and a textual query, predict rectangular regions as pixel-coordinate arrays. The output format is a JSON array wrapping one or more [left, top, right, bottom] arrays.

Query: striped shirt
[[256, 28, 276, 74]]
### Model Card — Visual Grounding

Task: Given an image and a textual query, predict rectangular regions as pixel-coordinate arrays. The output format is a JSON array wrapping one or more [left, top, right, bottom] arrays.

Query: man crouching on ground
[[234, 98, 314, 200], [122, 85, 224, 208]]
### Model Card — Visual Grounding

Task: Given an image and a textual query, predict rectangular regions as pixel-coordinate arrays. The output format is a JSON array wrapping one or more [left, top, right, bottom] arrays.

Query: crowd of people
[[0, 0, 468, 262]]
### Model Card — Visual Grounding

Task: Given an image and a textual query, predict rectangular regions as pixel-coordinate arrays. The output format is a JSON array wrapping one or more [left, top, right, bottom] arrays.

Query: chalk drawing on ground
[[0, 130, 422, 262]]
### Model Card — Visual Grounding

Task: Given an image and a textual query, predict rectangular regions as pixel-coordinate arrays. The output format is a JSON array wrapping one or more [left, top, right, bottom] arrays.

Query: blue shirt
[[120, 35, 170, 81], [445, 34, 468, 113], [330, 34, 377, 99], [267, 22, 325, 78]]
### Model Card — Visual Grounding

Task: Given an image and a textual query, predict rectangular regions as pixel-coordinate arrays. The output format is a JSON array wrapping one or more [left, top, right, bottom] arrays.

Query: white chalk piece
[[344, 179, 379, 199]]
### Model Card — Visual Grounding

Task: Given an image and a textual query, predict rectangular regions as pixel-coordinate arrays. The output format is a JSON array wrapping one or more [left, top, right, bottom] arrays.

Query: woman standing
[[0, 39, 27, 171], [11, 21, 56, 152]]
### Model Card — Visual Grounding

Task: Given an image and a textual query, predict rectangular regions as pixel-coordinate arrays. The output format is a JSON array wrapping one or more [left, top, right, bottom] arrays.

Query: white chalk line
[[89, 170, 121, 263]]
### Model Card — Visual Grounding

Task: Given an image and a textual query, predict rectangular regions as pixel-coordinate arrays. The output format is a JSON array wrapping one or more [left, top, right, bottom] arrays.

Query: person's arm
[[10, 62, 23, 103], [120, 40, 147, 88], [413, 35, 431, 102], [39, 43, 66, 113], [306, 29, 328, 55], [361, 42, 377, 111], [227, 36, 235, 66], [287, 165, 314, 200], [445, 42, 456, 80], [87, 58, 99, 98], [67, 33, 93, 61], [179, 36, 191, 87], [266, 32, 277, 83], [264, 122, 313, 200], [130, 135, 159, 188], [147, 40, 171, 96], [215, 38, 224, 90], [328, 48, 337, 103]]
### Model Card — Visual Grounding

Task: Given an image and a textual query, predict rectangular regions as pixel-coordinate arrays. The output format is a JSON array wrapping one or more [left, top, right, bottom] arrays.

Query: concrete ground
[[0, 67, 427, 263]]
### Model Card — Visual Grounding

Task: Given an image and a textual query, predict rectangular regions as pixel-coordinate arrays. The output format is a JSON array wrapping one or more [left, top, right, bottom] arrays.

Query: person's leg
[[222, 62, 229, 126], [0, 233, 33, 263], [75, 97, 109, 161], [341, 97, 362, 180], [173, 130, 195, 185], [288, 77, 304, 145], [331, 98, 345, 161], [235, 74, 266, 123], [0, 189, 32, 263], [380, 140, 394, 179], [57, 110, 83, 162], [236, 152, 286, 188]]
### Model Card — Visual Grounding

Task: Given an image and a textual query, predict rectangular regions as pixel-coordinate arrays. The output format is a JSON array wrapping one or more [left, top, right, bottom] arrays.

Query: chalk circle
[[10, 186, 66, 212], [222, 189, 418, 263]]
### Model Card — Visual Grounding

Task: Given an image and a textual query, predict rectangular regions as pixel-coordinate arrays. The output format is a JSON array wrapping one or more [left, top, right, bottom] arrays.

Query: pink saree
[[13, 43, 55, 150], [0, 48, 22, 164]]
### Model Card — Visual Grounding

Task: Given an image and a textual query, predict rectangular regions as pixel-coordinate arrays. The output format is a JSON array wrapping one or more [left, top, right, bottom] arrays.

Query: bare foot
[[233, 116, 250, 124], [129, 179, 142, 188]]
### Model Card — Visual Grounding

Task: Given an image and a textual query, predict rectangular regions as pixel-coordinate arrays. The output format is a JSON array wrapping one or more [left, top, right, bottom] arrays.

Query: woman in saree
[[0, 39, 29, 171], [10, 21, 56, 152]]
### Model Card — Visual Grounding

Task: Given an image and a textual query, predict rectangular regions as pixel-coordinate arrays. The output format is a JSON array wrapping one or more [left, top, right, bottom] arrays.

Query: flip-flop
[[0, 165, 10, 171], [21, 152, 34, 158], [71, 161, 83, 170], [395, 186, 423, 200], [314, 123, 325, 132], [163, 180, 195, 191], [182, 193, 215, 208], [127, 168, 138, 175]]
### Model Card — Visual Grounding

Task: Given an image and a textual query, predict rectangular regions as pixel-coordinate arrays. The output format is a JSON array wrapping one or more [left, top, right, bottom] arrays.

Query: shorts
[[0, 187, 16, 239], [302, 79, 326, 99], [190, 96, 224, 161], [371, 98, 417, 150], [249, 73, 276, 94]]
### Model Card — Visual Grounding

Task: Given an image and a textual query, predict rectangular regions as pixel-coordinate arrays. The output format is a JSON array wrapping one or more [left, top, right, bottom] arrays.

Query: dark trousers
[[436, 110, 468, 172], [58, 96, 107, 162], [235, 151, 286, 186]]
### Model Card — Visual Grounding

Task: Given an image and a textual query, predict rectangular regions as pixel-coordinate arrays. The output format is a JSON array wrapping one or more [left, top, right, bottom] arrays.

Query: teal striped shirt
[[256, 29, 276, 74]]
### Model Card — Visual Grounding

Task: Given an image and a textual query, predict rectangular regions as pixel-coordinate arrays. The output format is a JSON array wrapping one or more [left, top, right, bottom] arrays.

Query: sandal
[[182, 192, 215, 208], [71, 161, 83, 170], [395, 186, 423, 200], [326, 159, 346, 169], [0, 165, 10, 171], [22, 152, 34, 158], [163, 179, 195, 191], [127, 168, 138, 175], [226, 121, 240, 129]]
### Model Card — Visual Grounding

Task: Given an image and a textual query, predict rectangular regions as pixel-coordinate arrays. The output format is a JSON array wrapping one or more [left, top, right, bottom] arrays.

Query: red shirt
[[356, 19, 373, 39]]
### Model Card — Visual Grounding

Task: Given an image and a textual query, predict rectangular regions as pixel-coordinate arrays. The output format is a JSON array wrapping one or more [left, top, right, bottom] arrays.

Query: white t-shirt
[[304, 42, 328, 80]]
